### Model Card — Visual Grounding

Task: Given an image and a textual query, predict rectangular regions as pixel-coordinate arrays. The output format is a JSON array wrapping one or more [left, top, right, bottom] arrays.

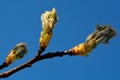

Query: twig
[[0, 63, 8, 70], [0, 50, 70, 78]]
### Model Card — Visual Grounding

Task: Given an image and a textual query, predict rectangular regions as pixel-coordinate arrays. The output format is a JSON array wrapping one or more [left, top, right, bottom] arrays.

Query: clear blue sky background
[[0, 0, 119, 80]]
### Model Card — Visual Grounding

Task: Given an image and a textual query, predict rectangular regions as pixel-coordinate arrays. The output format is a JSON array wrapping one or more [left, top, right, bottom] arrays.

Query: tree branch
[[0, 63, 8, 70], [0, 49, 71, 78]]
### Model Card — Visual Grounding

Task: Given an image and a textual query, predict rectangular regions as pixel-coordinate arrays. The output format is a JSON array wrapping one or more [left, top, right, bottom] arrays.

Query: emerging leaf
[[67, 24, 116, 56], [5, 42, 27, 65], [40, 8, 58, 50]]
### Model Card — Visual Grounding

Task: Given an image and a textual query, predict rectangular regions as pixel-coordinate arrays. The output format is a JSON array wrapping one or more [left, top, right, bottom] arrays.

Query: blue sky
[[0, 0, 120, 80]]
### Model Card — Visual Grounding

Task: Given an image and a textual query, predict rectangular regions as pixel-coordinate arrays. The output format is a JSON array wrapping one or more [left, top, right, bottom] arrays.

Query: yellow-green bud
[[40, 8, 58, 50], [5, 42, 27, 65]]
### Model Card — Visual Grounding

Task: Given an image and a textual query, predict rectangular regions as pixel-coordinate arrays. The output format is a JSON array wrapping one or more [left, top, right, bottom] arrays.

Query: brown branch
[[0, 63, 8, 70], [0, 50, 71, 78], [0, 49, 44, 71]]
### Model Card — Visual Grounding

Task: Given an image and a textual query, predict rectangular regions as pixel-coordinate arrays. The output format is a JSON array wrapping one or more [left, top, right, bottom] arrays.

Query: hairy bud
[[40, 8, 58, 50], [67, 24, 116, 56], [5, 42, 27, 65]]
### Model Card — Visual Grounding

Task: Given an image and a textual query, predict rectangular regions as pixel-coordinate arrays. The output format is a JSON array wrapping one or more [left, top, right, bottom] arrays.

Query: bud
[[40, 8, 58, 50], [5, 42, 27, 65], [86, 24, 117, 44], [67, 24, 116, 56], [68, 43, 88, 56]]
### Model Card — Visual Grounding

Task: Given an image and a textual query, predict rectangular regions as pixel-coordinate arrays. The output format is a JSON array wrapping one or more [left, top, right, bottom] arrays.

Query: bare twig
[[0, 50, 70, 78], [0, 63, 8, 70]]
